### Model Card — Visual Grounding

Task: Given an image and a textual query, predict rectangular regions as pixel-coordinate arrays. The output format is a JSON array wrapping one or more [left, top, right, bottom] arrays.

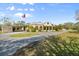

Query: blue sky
[[0, 3, 78, 24]]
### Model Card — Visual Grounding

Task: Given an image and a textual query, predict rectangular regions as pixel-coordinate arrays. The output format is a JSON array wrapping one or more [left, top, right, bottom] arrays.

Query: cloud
[[25, 14, 32, 18], [14, 13, 32, 18], [7, 6, 15, 11], [17, 8, 23, 11], [28, 3, 34, 5], [29, 8, 35, 11], [22, 3, 27, 5], [17, 8, 28, 11], [10, 6, 15, 10], [17, 8, 35, 11], [14, 13, 23, 17], [22, 3, 34, 5], [24, 8, 28, 11]]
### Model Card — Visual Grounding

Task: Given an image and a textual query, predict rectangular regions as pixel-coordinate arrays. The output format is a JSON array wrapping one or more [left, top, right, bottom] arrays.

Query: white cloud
[[7, 6, 15, 11], [29, 8, 35, 11], [17, 8, 34, 11], [11, 6, 15, 10], [14, 13, 32, 18], [28, 3, 34, 5], [14, 13, 23, 17], [22, 3, 34, 5], [22, 3, 26, 5], [24, 8, 28, 11], [25, 14, 32, 18]]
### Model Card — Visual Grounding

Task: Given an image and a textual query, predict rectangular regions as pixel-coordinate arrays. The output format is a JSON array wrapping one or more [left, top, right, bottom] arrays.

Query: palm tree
[[1, 17, 12, 26], [14, 21, 26, 26]]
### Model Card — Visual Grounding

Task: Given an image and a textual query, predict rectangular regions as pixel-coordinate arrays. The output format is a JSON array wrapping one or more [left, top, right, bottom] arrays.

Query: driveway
[[0, 31, 28, 40], [0, 31, 67, 56], [0, 31, 65, 40]]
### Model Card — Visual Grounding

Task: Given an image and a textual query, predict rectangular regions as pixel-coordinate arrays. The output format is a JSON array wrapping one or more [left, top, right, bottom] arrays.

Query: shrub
[[14, 34, 79, 56], [31, 28, 36, 32]]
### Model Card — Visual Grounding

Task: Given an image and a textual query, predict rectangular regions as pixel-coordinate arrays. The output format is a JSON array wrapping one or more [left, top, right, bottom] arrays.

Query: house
[[1, 22, 53, 32], [26, 22, 53, 32], [2, 25, 12, 33], [12, 25, 26, 32]]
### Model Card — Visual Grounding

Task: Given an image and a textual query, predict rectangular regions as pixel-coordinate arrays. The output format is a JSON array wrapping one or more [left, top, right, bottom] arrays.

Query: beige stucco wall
[[2, 25, 13, 33]]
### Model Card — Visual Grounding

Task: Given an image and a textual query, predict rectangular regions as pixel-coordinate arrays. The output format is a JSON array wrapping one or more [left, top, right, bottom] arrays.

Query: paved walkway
[[0, 31, 67, 56]]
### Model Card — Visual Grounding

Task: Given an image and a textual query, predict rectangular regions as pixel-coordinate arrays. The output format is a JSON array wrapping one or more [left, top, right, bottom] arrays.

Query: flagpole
[[21, 14, 26, 31]]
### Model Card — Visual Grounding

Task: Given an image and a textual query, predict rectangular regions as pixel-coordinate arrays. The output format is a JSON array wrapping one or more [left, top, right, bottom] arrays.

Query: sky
[[0, 3, 78, 24]]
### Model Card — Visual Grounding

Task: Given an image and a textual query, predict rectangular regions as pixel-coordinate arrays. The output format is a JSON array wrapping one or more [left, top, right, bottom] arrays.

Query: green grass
[[14, 32, 79, 56], [10, 32, 39, 38], [0, 31, 4, 34], [58, 32, 79, 41]]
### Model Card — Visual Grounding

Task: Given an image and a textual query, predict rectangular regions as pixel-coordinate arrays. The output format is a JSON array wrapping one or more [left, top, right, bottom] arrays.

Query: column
[[46, 26, 47, 32], [42, 25, 43, 31], [48, 26, 49, 31]]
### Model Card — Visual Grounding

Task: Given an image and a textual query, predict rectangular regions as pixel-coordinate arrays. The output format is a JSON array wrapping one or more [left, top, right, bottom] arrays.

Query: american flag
[[22, 14, 26, 18]]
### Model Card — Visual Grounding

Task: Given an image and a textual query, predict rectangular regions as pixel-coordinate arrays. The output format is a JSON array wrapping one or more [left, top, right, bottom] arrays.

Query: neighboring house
[[2, 25, 13, 33], [1, 22, 53, 32]]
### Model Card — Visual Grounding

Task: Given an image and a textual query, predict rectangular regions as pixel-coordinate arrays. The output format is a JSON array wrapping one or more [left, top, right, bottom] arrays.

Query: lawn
[[58, 32, 79, 42], [10, 32, 39, 38], [14, 32, 79, 56], [59, 32, 79, 38], [0, 31, 4, 34]]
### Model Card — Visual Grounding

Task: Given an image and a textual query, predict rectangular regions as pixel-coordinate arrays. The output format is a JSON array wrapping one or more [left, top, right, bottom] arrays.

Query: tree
[[63, 22, 74, 30], [53, 24, 64, 31], [53, 25, 60, 31], [14, 21, 26, 26], [75, 10, 79, 32], [28, 25, 36, 32], [0, 24, 2, 31], [2, 17, 12, 26], [74, 22, 79, 32], [58, 24, 64, 30]]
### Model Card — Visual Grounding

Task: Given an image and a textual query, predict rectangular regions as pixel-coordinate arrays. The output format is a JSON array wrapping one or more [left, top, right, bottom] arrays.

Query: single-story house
[[1, 22, 53, 32]]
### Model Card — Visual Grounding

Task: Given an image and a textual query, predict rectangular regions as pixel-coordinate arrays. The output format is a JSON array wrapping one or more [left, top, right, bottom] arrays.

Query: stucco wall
[[2, 25, 13, 33]]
